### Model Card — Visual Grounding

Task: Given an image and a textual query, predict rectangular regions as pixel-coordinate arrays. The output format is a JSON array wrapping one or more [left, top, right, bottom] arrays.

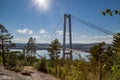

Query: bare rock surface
[[0, 66, 59, 80]]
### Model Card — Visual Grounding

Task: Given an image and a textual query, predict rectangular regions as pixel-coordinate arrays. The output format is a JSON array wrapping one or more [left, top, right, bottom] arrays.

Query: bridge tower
[[62, 14, 73, 60]]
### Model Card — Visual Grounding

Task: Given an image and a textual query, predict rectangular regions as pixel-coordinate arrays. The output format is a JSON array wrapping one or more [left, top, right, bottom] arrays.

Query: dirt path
[[0, 66, 59, 80]]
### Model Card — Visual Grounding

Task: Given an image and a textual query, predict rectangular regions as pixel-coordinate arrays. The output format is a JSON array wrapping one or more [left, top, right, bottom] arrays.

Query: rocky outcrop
[[0, 66, 59, 80]]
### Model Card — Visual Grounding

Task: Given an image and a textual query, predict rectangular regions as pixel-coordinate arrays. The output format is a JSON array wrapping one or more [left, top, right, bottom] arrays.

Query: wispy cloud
[[12, 37, 28, 43], [56, 30, 73, 36], [32, 35, 40, 39], [40, 29, 48, 34], [72, 35, 113, 44], [12, 36, 47, 43], [17, 28, 33, 34], [92, 35, 113, 39], [56, 30, 63, 36]]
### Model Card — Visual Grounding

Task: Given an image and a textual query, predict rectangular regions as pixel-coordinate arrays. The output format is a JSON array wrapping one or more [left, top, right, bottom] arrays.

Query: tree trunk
[[2, 38, 5, 66]]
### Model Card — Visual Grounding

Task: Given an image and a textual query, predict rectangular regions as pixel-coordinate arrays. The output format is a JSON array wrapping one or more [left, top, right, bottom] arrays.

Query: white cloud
[[40, 29, 48, 34], [56, 30, 63, 36], [12, 37, 28, 43], [56, 30, 73, 36], [33, 35, 40, 39], [92, 35, 113, 39], [91, 35, 113, 44], [12, 36, 48, 43], [72, 35, 113, 44], [17, 28, 33, 34]]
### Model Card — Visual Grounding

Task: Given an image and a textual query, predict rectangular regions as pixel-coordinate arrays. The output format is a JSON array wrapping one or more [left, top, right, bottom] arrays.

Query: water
[[11, 49, 90, 61]]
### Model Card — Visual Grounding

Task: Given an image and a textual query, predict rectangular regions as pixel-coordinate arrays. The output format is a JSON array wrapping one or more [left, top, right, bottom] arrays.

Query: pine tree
[[23, 37, 36, 56], [48, 38, 61, 60], [0, 24, 13, 66], [111, 32, 120, 79], [23, 37, 37, 65], [112, 32, 120, 52]]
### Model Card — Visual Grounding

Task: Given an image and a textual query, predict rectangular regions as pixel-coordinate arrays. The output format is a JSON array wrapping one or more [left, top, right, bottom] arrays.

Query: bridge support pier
[[63, 14, 73, 60]]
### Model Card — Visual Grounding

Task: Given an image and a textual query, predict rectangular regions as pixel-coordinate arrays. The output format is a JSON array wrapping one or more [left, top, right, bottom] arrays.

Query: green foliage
[[5, 52, 18, 67], [46, 33, 120, 80], [0, 56, 2, 64], [110, 33, 120, 80], [34, 57, 113, 80], [76, 60, 90, 80], [46, 59, 83, 80], [34, 57, 47, 73], [102, 9, 120, 16], [23, 37, 37, 65], [23, 37, 37, 56], [90, 42, 105, 62], [112, 32, 120, 52], [48, 38, 61, 60], [112, 65, 120, 80], [102, 46, 113, 72], [5, 51, 37, 72], [89, 42, 115, 80], [0, 24, 13, 66], [4, 51, 23, 72], [111, 52, 120, 80]]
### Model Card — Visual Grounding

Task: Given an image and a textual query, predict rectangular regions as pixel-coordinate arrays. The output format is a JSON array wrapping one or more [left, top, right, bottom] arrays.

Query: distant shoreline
[[13, 43, 111, 51]]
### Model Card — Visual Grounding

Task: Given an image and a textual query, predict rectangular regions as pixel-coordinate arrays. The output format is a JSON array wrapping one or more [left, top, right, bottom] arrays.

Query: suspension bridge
[[39, 13, 114, 60]]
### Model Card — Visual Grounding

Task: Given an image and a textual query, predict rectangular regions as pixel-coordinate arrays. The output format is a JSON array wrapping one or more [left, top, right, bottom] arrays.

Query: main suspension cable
[[71, 15, 115, 35], [47, 16, 64, 42]]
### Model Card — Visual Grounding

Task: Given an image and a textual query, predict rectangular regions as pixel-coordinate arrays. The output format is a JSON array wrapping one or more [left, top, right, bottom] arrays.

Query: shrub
[[34, 57, 47, 73], [0, 56, 2, 64], [5, 52, 18, 67]]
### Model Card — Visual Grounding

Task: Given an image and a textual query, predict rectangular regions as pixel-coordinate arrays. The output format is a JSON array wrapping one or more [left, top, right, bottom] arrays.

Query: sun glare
[[33, 0, 50, 11]]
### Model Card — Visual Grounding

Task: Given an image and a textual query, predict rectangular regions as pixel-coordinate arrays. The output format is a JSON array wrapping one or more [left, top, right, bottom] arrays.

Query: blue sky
[[0, 0, 120, 43]]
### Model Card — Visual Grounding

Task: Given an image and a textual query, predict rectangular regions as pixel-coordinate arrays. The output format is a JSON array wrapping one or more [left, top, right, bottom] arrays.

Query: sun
[[33, 0, 50, 11]]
